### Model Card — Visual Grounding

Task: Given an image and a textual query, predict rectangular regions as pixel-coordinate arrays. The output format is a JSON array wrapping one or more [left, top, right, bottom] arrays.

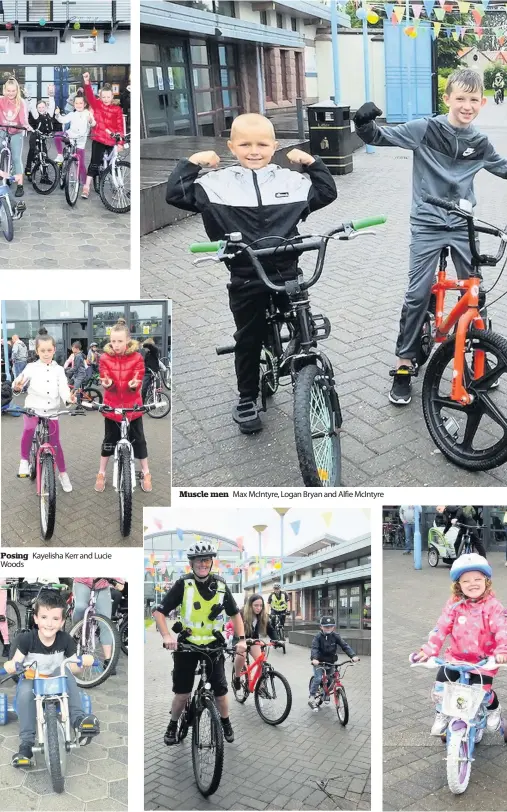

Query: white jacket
[[14, 360, 71, 416], [55, 109, 94, 149]]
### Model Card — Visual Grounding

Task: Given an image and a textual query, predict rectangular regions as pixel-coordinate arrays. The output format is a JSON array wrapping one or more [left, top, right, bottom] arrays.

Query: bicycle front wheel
[[99, 160, 130, 213], [422, 329, 507, 470], [64, 156, 80, 206], [446, 729, 471, 794], [117, 444, 133, 538], [0, 196, 13, 242], [69, 614, 121, 688], [146, 389, 171, 419], [44, 703, 65, 793], [191, 694, 224, 797], [293, 364, 341, 487], [335, 686, 349, 726], [40, 453, 56, 541], [119, 617, 128, 656], [81, 386, 102, 405], [254, 668, 292, 725], [31, 158, 59, 195]]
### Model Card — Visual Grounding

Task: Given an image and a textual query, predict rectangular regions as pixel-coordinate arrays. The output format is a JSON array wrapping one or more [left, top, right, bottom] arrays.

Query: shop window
[[359, 555, 371, 565], [195, 91, 213, 113], [141, 43, 160, 62], [190, 41, 208, 64], [363, 582, 371, 630], [192, 67, 211, 89], [4, 301, 39, 320]]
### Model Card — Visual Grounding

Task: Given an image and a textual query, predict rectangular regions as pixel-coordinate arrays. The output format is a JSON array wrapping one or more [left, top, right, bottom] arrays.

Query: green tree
[[437, 13, 475, 69]]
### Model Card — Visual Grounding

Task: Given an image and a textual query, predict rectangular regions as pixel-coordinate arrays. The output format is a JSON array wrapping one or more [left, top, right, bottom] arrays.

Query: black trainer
[[164, 721, 178, 746], [103, 657, 117, 675], [389, 366, 414, 405], [233, 676, 242, 691], [221, 718, 234, 743], [12, 743, 33, 767], [232, 397, 262, 434], [14, 184, 24, 198]]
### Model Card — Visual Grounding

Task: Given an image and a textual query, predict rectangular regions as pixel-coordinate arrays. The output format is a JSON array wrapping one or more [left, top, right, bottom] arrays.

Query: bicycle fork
[[36, 444, 55, 496]]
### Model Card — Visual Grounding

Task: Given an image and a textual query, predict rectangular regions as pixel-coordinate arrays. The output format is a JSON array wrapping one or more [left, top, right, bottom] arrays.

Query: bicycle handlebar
[[314, 660, 355, 668], [188, 217, 386, 293], [80, 401, 156, 414], [0, 123, 28, 131], [423, 195, 507, 267], [14, 407, 77, 418], [176, 642, 227, 654], [409, 654, 506, 671]]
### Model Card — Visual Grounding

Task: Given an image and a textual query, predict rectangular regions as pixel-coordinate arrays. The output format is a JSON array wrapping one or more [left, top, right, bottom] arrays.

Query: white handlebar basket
[[441, 682, 485, 721]]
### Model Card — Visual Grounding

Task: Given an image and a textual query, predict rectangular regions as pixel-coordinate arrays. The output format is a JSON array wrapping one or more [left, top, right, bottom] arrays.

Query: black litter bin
[[307, 100, 353, 175]]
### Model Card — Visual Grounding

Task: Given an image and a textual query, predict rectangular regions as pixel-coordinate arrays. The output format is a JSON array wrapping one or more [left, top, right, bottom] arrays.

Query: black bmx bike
[[29, 132, 59, 195], [190, 216, 386, 487]]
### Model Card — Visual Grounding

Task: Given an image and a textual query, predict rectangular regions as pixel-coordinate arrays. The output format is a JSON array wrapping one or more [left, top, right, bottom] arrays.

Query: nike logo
[[462, 148, 475, 157]]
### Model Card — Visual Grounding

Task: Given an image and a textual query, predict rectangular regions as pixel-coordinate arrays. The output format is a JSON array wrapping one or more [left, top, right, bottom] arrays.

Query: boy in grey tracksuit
[[354, 68, 507, 405]]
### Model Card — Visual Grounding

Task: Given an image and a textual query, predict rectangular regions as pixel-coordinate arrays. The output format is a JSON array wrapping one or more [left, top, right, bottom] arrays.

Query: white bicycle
[[93, 131, 130, 214]]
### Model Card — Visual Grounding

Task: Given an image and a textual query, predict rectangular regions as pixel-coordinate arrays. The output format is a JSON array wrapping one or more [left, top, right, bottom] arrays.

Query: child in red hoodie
[[82, 71, 125, 199], [95, 320, 153, 494]]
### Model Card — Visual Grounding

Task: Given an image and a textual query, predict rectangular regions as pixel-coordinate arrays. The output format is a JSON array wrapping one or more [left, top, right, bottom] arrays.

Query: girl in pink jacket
[[413, 554, 507, 736]]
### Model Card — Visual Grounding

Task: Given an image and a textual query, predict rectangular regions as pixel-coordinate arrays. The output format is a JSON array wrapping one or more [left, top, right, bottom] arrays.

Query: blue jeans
[[9, 132, 23, 177], [72, 582, 113, 645], [16, 668, 83, 746], [403, 523, 414, 552], [309, 664, 334, 696], [13, 360, 26, 378]]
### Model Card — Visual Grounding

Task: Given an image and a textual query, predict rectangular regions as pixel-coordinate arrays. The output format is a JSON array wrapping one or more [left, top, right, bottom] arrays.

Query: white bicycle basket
[[441, 682, 485, 721]]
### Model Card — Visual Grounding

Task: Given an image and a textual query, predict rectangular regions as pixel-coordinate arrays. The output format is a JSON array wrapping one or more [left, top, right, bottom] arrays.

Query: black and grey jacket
[[310, 631, 356, 663], [355, 114, 507, 228], [166, 158, 337, 282]]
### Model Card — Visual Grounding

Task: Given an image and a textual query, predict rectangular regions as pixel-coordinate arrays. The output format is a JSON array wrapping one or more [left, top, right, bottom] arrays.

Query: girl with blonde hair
[[0, 77, 29, 197]]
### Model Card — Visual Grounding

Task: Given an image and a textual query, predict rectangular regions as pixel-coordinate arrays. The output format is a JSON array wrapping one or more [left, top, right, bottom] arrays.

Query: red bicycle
[[231, 639, 292, 725], [309, 659, 355, 725]]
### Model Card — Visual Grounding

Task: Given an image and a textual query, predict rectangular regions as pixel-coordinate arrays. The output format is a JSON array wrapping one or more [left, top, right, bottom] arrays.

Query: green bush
[[438, 67, 455, 79], [438, 76, 448, 115], [484, 63, 507, 90]]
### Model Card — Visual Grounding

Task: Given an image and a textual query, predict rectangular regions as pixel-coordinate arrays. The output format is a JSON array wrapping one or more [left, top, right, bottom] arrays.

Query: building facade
[[0, 0, 130, 109], [244, 532, 371, 631], [140, 0, 349, 138]]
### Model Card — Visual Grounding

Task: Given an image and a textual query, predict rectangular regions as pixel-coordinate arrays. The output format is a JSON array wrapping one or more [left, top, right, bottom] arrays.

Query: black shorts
[[172, 648, 228, 697], [101, 416, 147, 459]]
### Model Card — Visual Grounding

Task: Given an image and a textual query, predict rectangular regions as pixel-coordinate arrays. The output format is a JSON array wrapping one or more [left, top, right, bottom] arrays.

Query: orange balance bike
[[416, 195, 507, 470], [231, 639, 292, 725]]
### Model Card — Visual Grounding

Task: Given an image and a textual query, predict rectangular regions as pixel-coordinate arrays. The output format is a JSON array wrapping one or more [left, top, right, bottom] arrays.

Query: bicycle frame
[[314, 660, 350, 698], [113, 415, 136, 493], [34, 419, 56, 497]]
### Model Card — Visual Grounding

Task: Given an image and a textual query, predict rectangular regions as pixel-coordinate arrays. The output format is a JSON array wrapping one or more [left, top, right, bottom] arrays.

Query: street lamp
[[253, 524, 267, 594], [273, 508, 290, 588]]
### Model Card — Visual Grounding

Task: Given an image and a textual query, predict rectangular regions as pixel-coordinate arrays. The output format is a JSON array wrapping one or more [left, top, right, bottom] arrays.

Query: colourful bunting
[[236, 536, 244, 551], [394, 6, 405, 21], [322, 512, 333, 528], [438, 0, 446, 6], [457, 1, 470, 11], [176, 528, 184, 542], [423, 0, 435, 16], [290, 520, 301, 536], [435, 7, 445, 19], [384, 3, 395, 16], [412, 4, 422, 17]]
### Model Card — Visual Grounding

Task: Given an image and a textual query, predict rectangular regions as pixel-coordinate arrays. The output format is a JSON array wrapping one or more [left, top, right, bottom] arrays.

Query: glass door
[[142, 39, 193, 136], [338, 585, 361, 629], [41, 323, 66, 366], [164, 40, 193, 135]]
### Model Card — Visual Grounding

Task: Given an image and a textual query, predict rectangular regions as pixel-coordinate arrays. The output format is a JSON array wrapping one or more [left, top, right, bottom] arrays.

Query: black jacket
[[166, 157, 337, 282], [141, 345, 160, 374], [28, 111, 56, 136], [310, 631, 356, 663]]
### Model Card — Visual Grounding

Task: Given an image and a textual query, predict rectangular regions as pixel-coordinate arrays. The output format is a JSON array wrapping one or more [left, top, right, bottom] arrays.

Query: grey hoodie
[[355, 114, 507, 228]]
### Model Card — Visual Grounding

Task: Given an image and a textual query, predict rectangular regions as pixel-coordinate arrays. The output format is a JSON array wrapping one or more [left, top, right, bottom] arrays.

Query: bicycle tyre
[[260, 347, 279, 398], [99, 160, 130, 214], [145, 390, 171, 419], [69, 614, 121, 688], [446, 729, 471, 794], [335, 686, 349, 726], [45, 703, 65, 793], [81, 387, 102, 404], [0, 197, 13, 243], [414, 312, 434, 368], [119, 616, 128, 656], [93, 174, 100, 194], [118, 444, 133, 538], [293, 364, 341, 487], [422, 329, 507, 470], [64, 156, 80, 206], [5, 598, 21, 644], [59, 159, 67, 190], [31, 158, 59, 195], [40, 453, 56, 541], [176, 699, 190, 742], [231, 662, 248, 703], [161, 365, 171, 390], [191, 694, 224, 797], [28, 439, 37, 480], [254, 668, 292, 726]]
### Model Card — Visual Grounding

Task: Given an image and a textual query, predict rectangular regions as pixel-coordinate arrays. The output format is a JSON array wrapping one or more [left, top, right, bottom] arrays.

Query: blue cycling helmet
[[450, 553, 492, 582]]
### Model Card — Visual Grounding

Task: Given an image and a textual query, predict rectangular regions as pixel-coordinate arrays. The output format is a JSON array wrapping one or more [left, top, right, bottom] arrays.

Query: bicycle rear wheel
[[293, 364, 341, 486], [119, 617, 128, 656], [81, 387, 102, 404], [0, 196, 13, 242], [191, 694, 224, 797], [145, 388, 171, 418], [64, 156, 80, 206], [40, 453, 56, 541], [422, 329, 507, 470], [4, 599, 21, 646], [99, 160, 130, 213], [335, 686, 349, 726], [254, 668, 292, 725], [69, 614, 121, 688], [31, 158, 59, 195], [117, 445, 133, 537]]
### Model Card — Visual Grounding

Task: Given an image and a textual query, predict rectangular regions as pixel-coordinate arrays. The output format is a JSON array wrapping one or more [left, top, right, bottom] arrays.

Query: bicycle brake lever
[[192, 256, 221, 266], [338, 229, 377, 241]]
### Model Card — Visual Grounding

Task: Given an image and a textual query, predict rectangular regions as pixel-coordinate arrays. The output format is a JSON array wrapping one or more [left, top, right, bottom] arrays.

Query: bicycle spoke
[[309, 384, 335, 484], [476, 393, 507, 434], [459, 408, 483, 453]]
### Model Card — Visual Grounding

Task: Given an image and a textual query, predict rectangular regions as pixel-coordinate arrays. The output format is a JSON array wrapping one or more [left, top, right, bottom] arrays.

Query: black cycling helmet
[[320, 615, 336, 627]]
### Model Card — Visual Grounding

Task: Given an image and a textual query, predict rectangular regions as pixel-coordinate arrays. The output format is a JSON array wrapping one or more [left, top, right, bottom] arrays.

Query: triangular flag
[[414, 18, 421, 28], [458, 1, 470, 11], [193, 534, 201, 541], [423, 0, 435, 15], [290, 520, 301, 536], [236, 536, 244, 552], [452, 31, 459, 40], [433, 20, 442, 36], [435, 7, 445, 19], [176, 528, 184, 542], [412, 3, 422, 17], [474, 4, 485, 19], [394, 6, 405, 21], [438, 0, 446, 6], [460, 25, 467, 38], [482, 0, 490, 7], [384, 3, 395, 16], [443, 3, 453, 10], [322, 512, 333, 528], [149, 552, 156, 564]]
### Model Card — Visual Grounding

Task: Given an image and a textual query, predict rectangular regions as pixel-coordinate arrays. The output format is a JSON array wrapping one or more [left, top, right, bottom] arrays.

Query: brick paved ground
[[144, 622, 371, 811], [383, 549, 507, 811], [1, 395, 171, 546], [0, 649, 127, 811], [140, 102, 507, 487], [1, 143, 129, 270]]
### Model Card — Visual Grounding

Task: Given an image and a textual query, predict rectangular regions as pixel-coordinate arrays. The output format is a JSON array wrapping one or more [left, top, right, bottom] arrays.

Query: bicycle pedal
[[17, 474, 30, 478]]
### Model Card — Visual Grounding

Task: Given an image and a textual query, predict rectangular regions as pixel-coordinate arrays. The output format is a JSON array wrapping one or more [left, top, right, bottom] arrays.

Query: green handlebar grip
[[352, 216, 387, 230], [189, 241, 224, 253]]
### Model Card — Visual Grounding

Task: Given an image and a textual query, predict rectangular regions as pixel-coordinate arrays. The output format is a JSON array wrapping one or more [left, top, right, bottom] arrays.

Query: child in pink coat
[[413, 554, 507, 736]]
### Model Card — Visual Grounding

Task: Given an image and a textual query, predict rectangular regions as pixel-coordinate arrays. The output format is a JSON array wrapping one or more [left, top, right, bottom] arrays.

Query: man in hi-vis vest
[[268, 582, 290, 631], [154, 542, 247, 746]]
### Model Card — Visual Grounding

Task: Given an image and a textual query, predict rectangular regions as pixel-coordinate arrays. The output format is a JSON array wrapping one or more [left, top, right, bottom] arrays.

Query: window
[[40, 301, 88, 320], [5, 301, 39, 320], [346, 558, 359, 569], [260, 9, 267, 25], [24, 36, 58, 56], [359, 555, 371, 565], [280, 50, 288, 99], [296, 573, 301, 581], [141, 43, 160, 62], [218, 1, 235, 15], [311, 568, 320, 577], [263, 48, 273, 102], [291, 17, 297, 31], [363, 582, 371, 630], [277, 12, 283, 28]]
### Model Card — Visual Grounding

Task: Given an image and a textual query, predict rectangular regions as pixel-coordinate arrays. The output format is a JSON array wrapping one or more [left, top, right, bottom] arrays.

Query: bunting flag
[[236, 536, 244, 551], [177, 549, 183, 559], [431, 22, 440, 38], [290, 520, 301, 536], [384, 2, 395, 16], [443, 3, 453, 10], [176, 528, 184, 542], [438, 0, 446, 6], [434, 7, 445, 19], [322, 512, 333, 528], [445, 26, 452, 37], [452, 31, 459, 40], [482, 0, 490, 8], [412, 4, 422, 17], [193, 534, 201, 541], [233, 567, 240, 575], [154, 517, 163, 530], [149, 552, 156, 565], [146, 567, 155, 576], [423, 0, 435, 15], [394, 6, 405, 21], [457, 1, 470, 11], [473, 4, 485, 19], [162, 552, 169, 561]]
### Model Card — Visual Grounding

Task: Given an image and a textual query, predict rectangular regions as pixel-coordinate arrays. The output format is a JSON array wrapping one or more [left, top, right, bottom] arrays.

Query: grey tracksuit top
[[355, 114, 507, 229]]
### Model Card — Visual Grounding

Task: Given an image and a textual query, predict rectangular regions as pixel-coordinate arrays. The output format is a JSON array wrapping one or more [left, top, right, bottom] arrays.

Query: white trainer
[[18, 460, 30, 477], [58, 472, 73, 493], [486, 705, 502, 731], [430, 712, 451, 735]]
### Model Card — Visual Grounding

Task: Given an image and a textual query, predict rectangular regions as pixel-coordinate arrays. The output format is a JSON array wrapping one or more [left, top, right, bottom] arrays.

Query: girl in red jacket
[[81, 71, 125, 199], [95, 320, 152, 493]]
